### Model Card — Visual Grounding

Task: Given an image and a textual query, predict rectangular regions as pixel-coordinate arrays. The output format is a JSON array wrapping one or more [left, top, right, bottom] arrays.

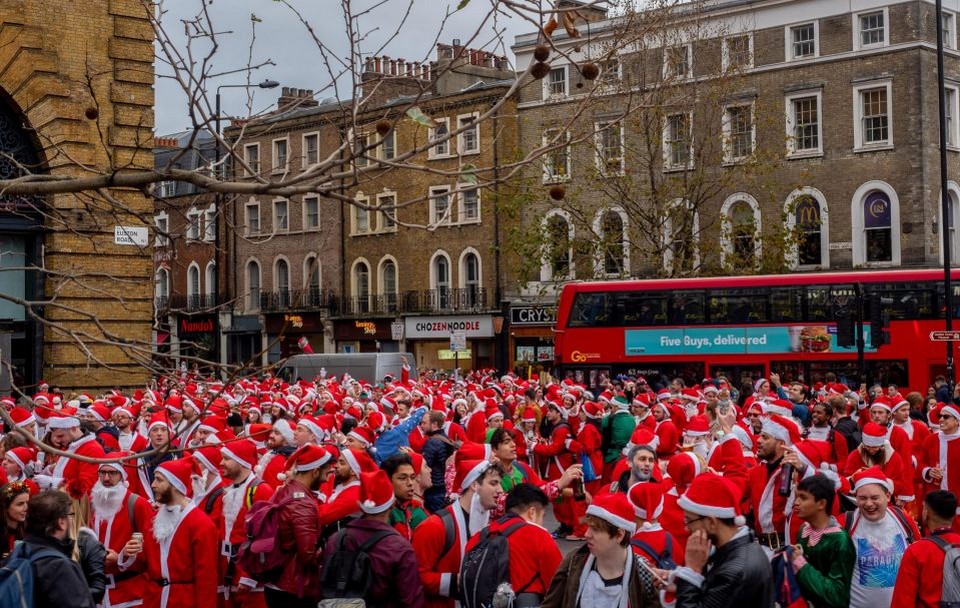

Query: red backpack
[[236, 492, 299, 579]]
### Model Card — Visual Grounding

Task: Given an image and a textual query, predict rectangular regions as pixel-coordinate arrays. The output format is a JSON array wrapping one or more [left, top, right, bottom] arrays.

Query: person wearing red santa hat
[[255, 420, 297, 490], [37, 409, 106, 497], [412, 459, 503, 608], [129, 412, 177, 502], [575, 402, 604, 496], [650, 400, 680, 460], [126, 457, 218, 608], [892, 489, 960, 608], [680, 413, 747, 491], [191, 445, 224, 520], [112, 402, 148, 453], [627, 481, 685, 569], [843, 421, 911, 504], [91, 457, 156, 608], [660, 452, 703, 554], [742, 413, 801, 555], [320, 469, 425, 607], [3, 446, 38, 485], [266, 445, 334, 606], [919, 403, 960, 524], [845, 466, 920, 608], [217, 440, 274, 608], [542, 492, 658, 608], [667, 472, 773, 607], [318, 447, 376, 534], [534, 399, 579, 539]]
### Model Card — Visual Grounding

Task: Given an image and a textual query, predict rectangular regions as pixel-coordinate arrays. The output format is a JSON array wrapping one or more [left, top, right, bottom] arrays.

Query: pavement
[[544, 501, 585, 556]]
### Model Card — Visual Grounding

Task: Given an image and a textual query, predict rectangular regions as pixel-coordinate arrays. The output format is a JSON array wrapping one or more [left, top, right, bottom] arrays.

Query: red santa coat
[[892, 530, 960, 607], [141, 503, 219, 608], [629, 525, 685, 568], [659, 488, 691, 553], [706, 436, 748, 492], [744, 461, 790, 536], [51, 434, 106, 496], [533, 422, 575, 480], [408, 426, 427, 453], [443, 421, 468, 444], [655, 419, 680, 459], [318, 480, 361, 527], [463, 514, 562, 597], [255, 451, 288, 490], [888, 424, 917, 502], [193, 481, 224, 526], [118, 432, 149, 453], [920, 430, 960, 499], [464, 411, 488, 444], [571, 422, 603, 492], [842, 445, 908, 500], [219, 476, 274, 607], [412, 503, 469, 608], [93, 490, 155, 608]]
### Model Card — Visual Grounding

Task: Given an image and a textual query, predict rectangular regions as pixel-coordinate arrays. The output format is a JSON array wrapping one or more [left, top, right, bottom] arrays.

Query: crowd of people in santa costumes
[[5, 370, 960, 607]]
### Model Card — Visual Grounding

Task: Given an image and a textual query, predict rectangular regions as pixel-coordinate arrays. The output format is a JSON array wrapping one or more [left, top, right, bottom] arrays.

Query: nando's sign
[[179, 314, 217, 337]]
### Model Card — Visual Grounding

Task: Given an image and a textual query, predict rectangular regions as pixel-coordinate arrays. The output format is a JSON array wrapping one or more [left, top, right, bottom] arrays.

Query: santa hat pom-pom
[[65, 477, 87, 501], [254, 465, 263, 475], [361, 499, 376, 509], [734, 515, 746, 526], [276, 472, 288, 482], [641, 521, 654, 531]]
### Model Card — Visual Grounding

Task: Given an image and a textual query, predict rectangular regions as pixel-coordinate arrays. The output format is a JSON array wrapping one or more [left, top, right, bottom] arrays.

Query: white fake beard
[[191, 470, 220, 501], [152, 505, 185, 543], [691, 442, 709, 460], [91, 481, 126, 519], [468, 492, 490, 536], [222, 483, 244, 533]]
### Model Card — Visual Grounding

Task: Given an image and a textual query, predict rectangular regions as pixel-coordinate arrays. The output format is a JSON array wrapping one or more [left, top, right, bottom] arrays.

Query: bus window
[[569, 293, 608, 327], [613, 291, 668, 326], [770, 287, 801, 322], [669, 291, 706, 324], [708, 290, 767, 323], [805, 286, 831, 322]]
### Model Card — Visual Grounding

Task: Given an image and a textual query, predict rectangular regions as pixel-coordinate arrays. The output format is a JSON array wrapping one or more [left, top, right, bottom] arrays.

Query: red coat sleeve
[[412, 512, 457, 599], [319, 486, 361, 527], [533, 427, 569, 458], [191, 510, 220, 607], [842, 449, 862, 477], [891, 543, 923, 607]]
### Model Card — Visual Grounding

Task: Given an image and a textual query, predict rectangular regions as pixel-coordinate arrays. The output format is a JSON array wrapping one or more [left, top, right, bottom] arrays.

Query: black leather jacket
[[77, 528, 107, 603], [675, 530, 774, 608], [22, 533, 96, 608]]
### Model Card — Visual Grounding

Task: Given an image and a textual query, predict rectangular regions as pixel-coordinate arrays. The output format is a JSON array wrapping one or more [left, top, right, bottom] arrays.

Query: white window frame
[[186, 262, 201, 300], [377, 256, 399, 304], [940, 181, 960, 265], [155, 268, 169, 300], [850, 180, 901, 267], [274, 256, 291, 295], [719, 193, 762, 268], [376, 190, 398, 232], [722, 102, 756, 164], [458, 248, 483, 289], [243, 143, 260, 176], [203, 203, 216, 241], [156, 181, 176, 198], [457, 185, 481, 224], [378, 128, 396, 160], [854, 8, 889, 51], [785, 186, 831, 269], [271, 137, 289, 174], [303, 195, 320, 231], [662, 112, 694, 171], [246, 259, 261, 311], [785, 21, 819, 60], [429, 250, 453, 293], [302, 132, 320, 167], [352, 130, 370, 168], [273, 198, 289, 233], [457, 112, 480, 156], [947, 84, 960, 150], [351, 258, 372, 310], [597, 57, 621, 87], [853, 80, 894, 151], [595, 120, 624, 177], [943, 11, 957, 50], [540, 209, 575, 282], [204, 262, 216, 297], [185, 207, 200, 241], [545, 65, 568, 99], [352, 192, 370, 235], [428, 117, 451, 159], [542, 128, 571, 183], [245, 200, 260, 235], [785, 90, 823, 158], [429, 185, 453, 227], [662, 44, 692, 80], [721, 33, 753, 71], [303, 255, 322, 291], [154, 212, 169, 246]]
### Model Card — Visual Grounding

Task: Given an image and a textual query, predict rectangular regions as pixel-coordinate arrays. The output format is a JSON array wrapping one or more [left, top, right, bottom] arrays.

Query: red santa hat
[[297, 416, 325, 443], [754, 378, 769, 392], [890, 393, 910, 412], [97, 452, 131, 481], [357, 470, 395, 514], [192, 445, 222, 473], [4, 447, 37, 475], [585, 493, 637, 535], [861, 422, 888, 448], [760, 414, 801, 446], [626, 427, 659, 452], [283, 444, 333, 475], [852, 465, 894, 493], [342, 447, 377, 476], [762, 399, 794, 417], [869, 396, 892, 413], [221, 439, 259, 470], [582, 401, 603, 419], [456, 441, 492, 462], [148, 411, 173, 433], [454, 459, 493, 492], [156, 457, 196, 497], [627, 481, 665, 526], [521, 407, 537, 423], [198, 416, 227, 436], [46, 410, 80, 430], [86, 403, 112, 423], [934, 402, 960, 424], [677, 472, 746, 525], [683, 415, 710, 437], [347, 425, 375, 448], [667, 452, 702, 490], [8, 407, 35, 428]]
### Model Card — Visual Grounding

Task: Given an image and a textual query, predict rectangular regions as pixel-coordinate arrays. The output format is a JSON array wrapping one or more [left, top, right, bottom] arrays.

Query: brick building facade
[[0, 0, 154, 392]]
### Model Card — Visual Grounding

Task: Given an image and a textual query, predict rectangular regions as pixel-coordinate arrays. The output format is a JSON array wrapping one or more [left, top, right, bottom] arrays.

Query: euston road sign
[[930, 331, 960, 341]]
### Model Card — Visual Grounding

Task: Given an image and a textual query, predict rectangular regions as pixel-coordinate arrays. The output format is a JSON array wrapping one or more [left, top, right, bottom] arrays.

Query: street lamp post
[[213, 79, 279, 373], [937, 0, 955, 392]]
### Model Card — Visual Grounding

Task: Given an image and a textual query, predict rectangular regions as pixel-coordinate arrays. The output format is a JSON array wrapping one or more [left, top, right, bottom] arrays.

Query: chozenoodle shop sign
[[404, 315, 494, 339]]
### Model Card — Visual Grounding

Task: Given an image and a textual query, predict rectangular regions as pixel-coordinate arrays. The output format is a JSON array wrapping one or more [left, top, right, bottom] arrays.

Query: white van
[[276, 352, 417, 385]]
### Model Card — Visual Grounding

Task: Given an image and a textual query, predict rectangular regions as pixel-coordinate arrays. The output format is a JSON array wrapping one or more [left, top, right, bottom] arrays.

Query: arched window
[[852, 181, 900, 266], [662, 200, 699, 275], [431, 251, 452, 310], [380, 258, 398, 312], [460, 251, 481, 308], [187, 264, 200, 309], [546, 214, 571, 278], [601, 211, 625, 275], [721, 195, 760, 268], [246, 260, 261, 311], [353, 260, 370, 313], [155, 268, 169, 306], [785, 187, 829, 268], [304, 255, 321, 305], [941, 183, 960, 265], [204, 262, 216, 306], [275, 258, 290, 307]]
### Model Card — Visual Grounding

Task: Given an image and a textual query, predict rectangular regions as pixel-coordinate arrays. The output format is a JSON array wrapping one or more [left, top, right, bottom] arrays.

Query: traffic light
[[869, 294, 892, 348], [836, 306, 855, 348]]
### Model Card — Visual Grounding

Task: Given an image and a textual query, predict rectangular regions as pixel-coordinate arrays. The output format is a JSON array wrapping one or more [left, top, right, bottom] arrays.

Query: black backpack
[[319, 528, 397, 604], [459, 516, 528, 608], [630, 535, 678, 570]]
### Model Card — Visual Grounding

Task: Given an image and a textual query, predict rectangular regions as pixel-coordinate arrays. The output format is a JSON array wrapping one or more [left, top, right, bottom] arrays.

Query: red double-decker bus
[[553, 269, 960, 394]]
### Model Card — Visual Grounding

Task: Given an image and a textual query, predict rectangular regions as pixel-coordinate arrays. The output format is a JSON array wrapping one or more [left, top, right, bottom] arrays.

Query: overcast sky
[[154, 0, 534, 134]]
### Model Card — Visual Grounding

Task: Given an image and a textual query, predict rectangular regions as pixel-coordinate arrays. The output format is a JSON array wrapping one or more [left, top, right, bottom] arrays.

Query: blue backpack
[[0, 542, 68, 608]]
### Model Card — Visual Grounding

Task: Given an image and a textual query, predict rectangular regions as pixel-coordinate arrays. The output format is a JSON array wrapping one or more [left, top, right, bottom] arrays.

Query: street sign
[[930, 330, 960, 341], [450, 330, 467, 352], [391, 322, 404, 341]]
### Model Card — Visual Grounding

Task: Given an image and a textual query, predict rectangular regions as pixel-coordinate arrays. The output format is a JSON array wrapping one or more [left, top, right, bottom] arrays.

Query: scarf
[[575, 549, 633, 608]]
